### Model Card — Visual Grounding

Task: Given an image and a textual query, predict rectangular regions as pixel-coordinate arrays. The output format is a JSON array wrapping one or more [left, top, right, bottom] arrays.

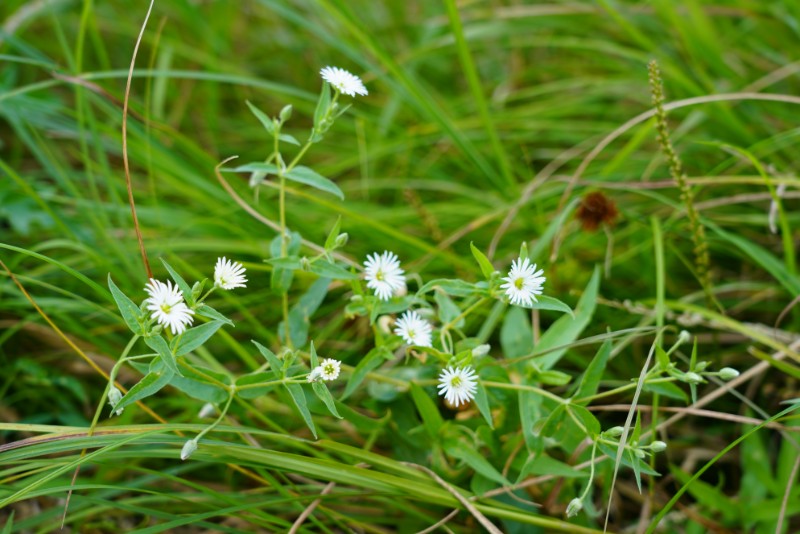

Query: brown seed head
[[576, 191, 618, 232]]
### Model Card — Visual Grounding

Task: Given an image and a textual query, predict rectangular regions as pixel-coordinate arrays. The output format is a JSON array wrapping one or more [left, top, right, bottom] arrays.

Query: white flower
[[144, 279, 194, 335], [500, 257, 546, 307], [364, 251, 406, 301], [214, 257, 247, 290], [320, 66, 368, 97], [394, 310, 433, 347], [319, 358, 341, 381], [198, 403, 216, 418], [437, 366, 478, 407]]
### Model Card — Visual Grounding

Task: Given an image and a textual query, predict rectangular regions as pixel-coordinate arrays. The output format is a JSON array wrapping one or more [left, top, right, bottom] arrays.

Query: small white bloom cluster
[[394, 310, 433, 348], [214, 257, 248, 290], [145, 257, 247, 335], [308, 358, 342, 382], [437, 366, 479, 407], [500, 257, 546, 307], [144, 279, 194, 335], [363, 251, 406, 301], [320, 66, 368, 97]]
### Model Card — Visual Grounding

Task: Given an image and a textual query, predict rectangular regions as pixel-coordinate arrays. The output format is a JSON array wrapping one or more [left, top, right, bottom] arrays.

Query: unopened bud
[[678, 330, 691, 344], [198, 403, 216, 419], [566, 497, 583, 518], [334, 232, 349, 248], [393, 283, 408, 298], [634, 449, 646, 458], [279, 104, 293, 122], [299, 257, 311, 271], [605, 426, 624, 437], [180, 439, 198, 461], [684, 372, 703, 384], [718, 367, 740, 380], [191, 281, 204, 301], [108, 386, 124, 416], [377, 315, 394, 334], [472, 344, 491, 358], [650, 441, 667, 452]]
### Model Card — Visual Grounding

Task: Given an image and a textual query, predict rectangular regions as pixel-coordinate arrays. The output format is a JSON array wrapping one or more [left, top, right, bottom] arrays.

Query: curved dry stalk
[[289, 481, 336, 534], [776, 454, 800, 534], [122, 0, 155, 280], [589, 404, 799, 431], [403, 462, 503, 534]]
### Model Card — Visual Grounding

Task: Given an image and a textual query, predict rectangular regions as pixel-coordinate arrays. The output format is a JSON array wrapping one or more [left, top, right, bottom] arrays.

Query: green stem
[[196, 391, 235, 442], [482, 380, 565, 404], [236, 377, 307, 391], [574, 376, 675, 404]]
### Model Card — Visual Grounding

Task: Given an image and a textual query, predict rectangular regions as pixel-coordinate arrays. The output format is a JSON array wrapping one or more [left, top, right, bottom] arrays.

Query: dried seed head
[[575, 191, 618, 232]]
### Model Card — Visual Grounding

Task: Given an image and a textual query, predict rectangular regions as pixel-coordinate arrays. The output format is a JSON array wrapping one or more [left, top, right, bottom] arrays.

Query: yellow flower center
[[375, 270, 384, 281], [450, 376, 462, 388], [514, 277, 525, 290], [160, 304, 172, 313]]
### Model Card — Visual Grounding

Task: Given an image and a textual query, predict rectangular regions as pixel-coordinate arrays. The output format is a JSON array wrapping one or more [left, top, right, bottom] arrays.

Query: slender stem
[[236, 377, 307, 391], [282, 292, 292, 348], [482, 380, 565, 404], [574, 376, 675, 404], [442, 297, 489, 333], [579, 441, 598, 501], [196, 391, 235, 441]]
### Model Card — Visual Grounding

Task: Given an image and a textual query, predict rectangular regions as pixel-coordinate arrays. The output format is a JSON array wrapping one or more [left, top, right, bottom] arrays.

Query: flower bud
[[718, 367, 740, 380], [684, 372, 703, 384], [334, 232, 349, 248], [678, 330, 691, 344], [180, 439, 198, 461], [108, 386, 124, 416], [393, 283, 408, 297], [191, 280, 204, 301], [566, 497, 583, 518], [650, 441, 667, 452], [605, 426, 624, 437], [377, 315, 394, 334], [198, 403, 216, 419], [300, 257, 311, 271], [279, 104, 293, 123], [634, 448, 646, 458], [472, 344, 491, 358]]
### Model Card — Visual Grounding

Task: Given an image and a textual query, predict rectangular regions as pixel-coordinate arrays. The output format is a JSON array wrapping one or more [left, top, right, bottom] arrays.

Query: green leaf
[[656, 345, 670, 371], [410, 383, 443, 440], [538, 404, 567, 440], [233, 162, 280, 188], [312, 381, 342, 419], [313, 82, 331, 135], [535, 266, 600, 370], [115, 364, 175, 413], [169, 365, 229, 404], [518, 455, 587, 482], [173, 321, 224, 357], [285, 383, 317, 438], [144, 335, 181, 377], [2, 511, 13, 534], [643, 381, 688, 402], [309, 340, 320, 367], [536, 370, 572, 386], [417, 278, 484, 297], [236, 372, 275, 399], [567, 404, 601, 437], [245, 100, 276, 134], [343, 346, 391, 399], [271, 267, 293, 295], [324, 216, 342, 251], [473, 382, 493, 428], [435, 291, 462, 328], [470, 242, 495, 279], [279, 277, 330, 348], [160, 258, 193, 305], [574, 339, 612, 402], [285, 166, 344, 200], [670, 467, 739, 522], [526, 296, 574, 317], [310, 260, 358, 280], [598, 442, 660, 476], [269, 231, 302, 258], [252, 340, 283, 378], [443, 438, 509, 485], [108, 274, 144, 335], [501, 306, 533, 359], [519, 390, 543, 453], [196, 304, 234, 327], [279, 133, 300, 146]]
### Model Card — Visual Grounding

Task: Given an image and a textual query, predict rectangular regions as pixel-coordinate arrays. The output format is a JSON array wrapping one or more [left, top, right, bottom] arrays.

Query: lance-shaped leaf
[[108, 275, 144, 335], [144, 335, 181, 377], [284, 166, 344, 200], [114, 362, 175, 413]]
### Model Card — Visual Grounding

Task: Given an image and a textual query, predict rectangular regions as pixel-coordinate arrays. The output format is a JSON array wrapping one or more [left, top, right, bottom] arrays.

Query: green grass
[[2, 0, 800, 532]]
